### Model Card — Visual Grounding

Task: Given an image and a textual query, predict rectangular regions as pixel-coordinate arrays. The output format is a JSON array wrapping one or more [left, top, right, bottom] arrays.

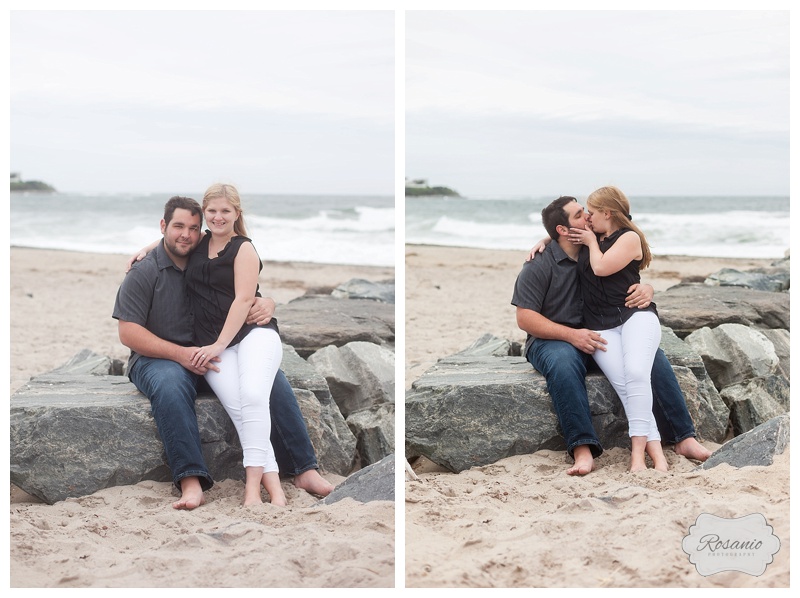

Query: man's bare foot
[[674, 437, 713, 462], [566, 445, 594, 476], [293, 469, 335, 497], [173, 476, 205, 510]]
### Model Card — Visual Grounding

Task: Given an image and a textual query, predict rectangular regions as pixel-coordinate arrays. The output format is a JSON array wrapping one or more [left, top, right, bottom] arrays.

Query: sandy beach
[[9, 247, 396, 588], [404, 244, 789, 588]]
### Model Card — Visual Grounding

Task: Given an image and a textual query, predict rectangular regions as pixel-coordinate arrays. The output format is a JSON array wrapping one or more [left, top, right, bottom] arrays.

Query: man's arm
[[624, 283, 654, 309], [118, 320, 215, 375], [246, 296, 276, 326], [516, 307, 607, 355]]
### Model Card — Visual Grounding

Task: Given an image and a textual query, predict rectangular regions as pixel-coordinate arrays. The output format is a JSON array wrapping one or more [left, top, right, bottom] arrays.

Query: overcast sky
[[406, 10, 789, 198], [10, 10, 394, 195]]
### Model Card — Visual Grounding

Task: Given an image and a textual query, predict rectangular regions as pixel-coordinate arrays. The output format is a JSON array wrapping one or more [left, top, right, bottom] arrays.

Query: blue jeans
[[131, 358, 319, 490], [527, 341, 698, 457]]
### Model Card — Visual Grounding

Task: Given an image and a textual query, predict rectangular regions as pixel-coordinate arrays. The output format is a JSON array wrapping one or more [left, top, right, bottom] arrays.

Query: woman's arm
[[525, 236, 551, 262], [568, 228, 642, 277], [191, 241, 260, 368], [125, 238, 161, 272]]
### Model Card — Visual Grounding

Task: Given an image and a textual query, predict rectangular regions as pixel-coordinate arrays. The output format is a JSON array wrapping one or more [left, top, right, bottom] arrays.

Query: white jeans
[[592, 311, 662, 441], [204, 327, 283, 472]]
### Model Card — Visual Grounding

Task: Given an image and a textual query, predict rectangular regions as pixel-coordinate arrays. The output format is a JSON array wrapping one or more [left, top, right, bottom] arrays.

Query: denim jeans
[[131, 359, 320, 490], [649, 349, 697, 444], [527, 340, 698, 456], [527, 339, 603, 458], [129, 357, 213, 491], [268, 370, 319, 477]]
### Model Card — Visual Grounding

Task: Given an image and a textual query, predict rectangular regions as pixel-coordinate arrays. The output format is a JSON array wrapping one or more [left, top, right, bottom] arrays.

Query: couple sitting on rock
[[513, 188, 713, 474], [113, 187, 335, 509]]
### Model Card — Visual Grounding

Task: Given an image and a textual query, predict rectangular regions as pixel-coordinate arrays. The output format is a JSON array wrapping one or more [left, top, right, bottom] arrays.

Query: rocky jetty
[[11, 279, 395, 505], [406, 258, 790, 472]]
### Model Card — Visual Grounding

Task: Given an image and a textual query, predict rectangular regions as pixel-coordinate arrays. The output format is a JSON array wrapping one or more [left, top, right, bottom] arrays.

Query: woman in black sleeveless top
[[186, 183, 286, 506], [568, 186, 667, 473]]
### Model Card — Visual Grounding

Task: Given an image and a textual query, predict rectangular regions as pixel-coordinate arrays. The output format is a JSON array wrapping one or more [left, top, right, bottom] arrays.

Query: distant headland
[[405, 178, 460, 197], [11, 172, 56, 192]]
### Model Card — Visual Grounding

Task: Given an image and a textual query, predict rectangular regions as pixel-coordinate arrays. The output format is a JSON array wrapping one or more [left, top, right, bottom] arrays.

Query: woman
[[567, 186, 667, 473], [186, 183, 286, 505]]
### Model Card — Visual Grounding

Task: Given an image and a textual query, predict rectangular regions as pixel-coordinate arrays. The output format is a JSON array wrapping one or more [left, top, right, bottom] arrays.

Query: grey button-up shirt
[[112, 240, 195, 374]]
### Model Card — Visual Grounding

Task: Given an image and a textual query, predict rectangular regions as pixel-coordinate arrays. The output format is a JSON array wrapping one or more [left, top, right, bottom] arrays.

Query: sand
[[9, 247, 396, 588], [404, 244, 790, 588]]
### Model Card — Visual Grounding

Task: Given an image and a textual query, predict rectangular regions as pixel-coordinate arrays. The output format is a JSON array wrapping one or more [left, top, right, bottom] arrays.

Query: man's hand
[[570, 328, 608, 355], [246, 296, 276, 325], [625, 283, 654, 309]]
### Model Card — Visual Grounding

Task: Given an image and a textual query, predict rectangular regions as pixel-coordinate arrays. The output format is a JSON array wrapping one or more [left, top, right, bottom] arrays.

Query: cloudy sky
[[10, 10, 395, 195], [406, 10, 789, 198]]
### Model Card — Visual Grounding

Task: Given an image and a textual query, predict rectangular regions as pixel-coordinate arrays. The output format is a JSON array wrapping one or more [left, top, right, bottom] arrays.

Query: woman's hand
[[124, 250, 148, 273], [525, 236, 551, 262], [568, 227, 596, 247], [191, 343, 225, 369]]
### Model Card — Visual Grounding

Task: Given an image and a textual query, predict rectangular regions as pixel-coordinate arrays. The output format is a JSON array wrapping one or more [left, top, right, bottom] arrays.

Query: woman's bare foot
[[674, 437, 713, 462], [293, 469, 335, 497], [261, 471, 287, 507], [173, 476, 206, 510], [630, 436, 648, 472], [244, 466, 264, 506], [646, 440, 669, 472], [566, 445, 594, 476]]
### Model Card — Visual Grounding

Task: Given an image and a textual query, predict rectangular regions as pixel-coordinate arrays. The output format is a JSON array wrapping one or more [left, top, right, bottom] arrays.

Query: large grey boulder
[[347, 403, 395, 467], [761, 329, 790, 380], [405, 353, 726, 473], [11, 347, 359, 504], [684, 323, 780, 390], [704, 267, 790, 292], [331, 278, 395, 303], [720, 375, 790, 436], [319, 454, 394, 505], [702, 414, 789, 470], [278, 296, 395, 358], [307, 341, 395, 417], [655, 283, 789, 338]]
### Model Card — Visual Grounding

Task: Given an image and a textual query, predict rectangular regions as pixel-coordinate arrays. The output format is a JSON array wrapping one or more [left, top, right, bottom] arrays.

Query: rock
[[655, 284, 789, 338], [761, 329, 790, 380], [720, 375, 790, 436], [331, 278, 395, 303], [281, 346, 359, 475], [347, 403, 395, 467], [11, 348, 359, 504], [278, 296, 395, 358], [453, 333, 521, 358], [702, 414, 789, 469], [405, 353, 726, 473], [684, 323, 780, 390], [319, 454, 394, 505], [307, 341, 395, 417], [51, 347, 125, 376], [704, 267, 790, 292]]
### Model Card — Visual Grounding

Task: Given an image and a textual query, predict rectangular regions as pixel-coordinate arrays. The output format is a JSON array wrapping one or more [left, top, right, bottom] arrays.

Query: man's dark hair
[[163, 196, 202, 225], [541, 196, 577, 240]]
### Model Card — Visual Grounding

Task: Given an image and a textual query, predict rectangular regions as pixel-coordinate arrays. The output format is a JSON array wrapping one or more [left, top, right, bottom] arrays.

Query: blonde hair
[[202, 183, 248, 237], [586, 186, 652, 270]]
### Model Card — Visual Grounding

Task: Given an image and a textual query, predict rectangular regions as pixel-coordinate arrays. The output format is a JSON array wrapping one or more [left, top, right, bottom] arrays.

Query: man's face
[[562, 201, 588, 233], [160, 208, 201, 260]]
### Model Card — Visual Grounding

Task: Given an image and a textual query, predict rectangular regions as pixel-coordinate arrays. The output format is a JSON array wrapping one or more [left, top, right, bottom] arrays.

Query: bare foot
[[646, 440, 669, 472], [261, 471, 287, 507], [173, 476, 205, 510], [293, 469, 335, 497], [674, 437, 712, 462], [566, 445, 594, 476], [630, 437, 648, 472]]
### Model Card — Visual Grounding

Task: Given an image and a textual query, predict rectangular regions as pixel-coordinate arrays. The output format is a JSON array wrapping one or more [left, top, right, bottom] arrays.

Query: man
[[512, 196, 712, 475], [113, 196, 334, 508]]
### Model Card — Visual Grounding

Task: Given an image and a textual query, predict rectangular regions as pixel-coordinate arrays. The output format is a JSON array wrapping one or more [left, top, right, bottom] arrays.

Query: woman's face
[[585, 207, 609, 234], [204, 197, 239, 237]]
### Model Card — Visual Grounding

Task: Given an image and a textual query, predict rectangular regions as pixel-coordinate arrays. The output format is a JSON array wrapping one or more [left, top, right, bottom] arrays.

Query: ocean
[[405, 195, 790, 260], [10, 192, 395, 267]]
